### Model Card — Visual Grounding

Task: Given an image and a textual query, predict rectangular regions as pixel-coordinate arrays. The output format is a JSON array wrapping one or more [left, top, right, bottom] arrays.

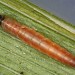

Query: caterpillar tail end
[[0, 15, 5, 25]]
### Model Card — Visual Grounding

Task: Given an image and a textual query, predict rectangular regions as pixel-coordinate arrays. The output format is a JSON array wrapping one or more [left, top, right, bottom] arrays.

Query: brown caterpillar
[[0, 15, 75, 67]]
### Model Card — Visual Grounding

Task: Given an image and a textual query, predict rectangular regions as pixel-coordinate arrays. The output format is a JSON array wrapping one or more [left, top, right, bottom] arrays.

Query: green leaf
[[0, 0, 75, 75]]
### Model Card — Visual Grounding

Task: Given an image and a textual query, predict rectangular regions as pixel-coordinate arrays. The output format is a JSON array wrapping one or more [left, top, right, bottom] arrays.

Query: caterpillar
[[0, 15, 75, 67]]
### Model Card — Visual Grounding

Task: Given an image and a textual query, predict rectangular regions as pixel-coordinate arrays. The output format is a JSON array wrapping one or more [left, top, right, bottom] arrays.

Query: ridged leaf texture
[[0, 0, 75, 75]]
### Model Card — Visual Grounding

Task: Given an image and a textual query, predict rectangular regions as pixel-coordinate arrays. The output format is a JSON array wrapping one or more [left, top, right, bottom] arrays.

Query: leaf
[[0, 0, 75, 75]]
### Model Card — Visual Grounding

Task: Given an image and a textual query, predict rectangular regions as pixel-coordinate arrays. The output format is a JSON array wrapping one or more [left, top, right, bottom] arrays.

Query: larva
[[0, 15, 75, 67]]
